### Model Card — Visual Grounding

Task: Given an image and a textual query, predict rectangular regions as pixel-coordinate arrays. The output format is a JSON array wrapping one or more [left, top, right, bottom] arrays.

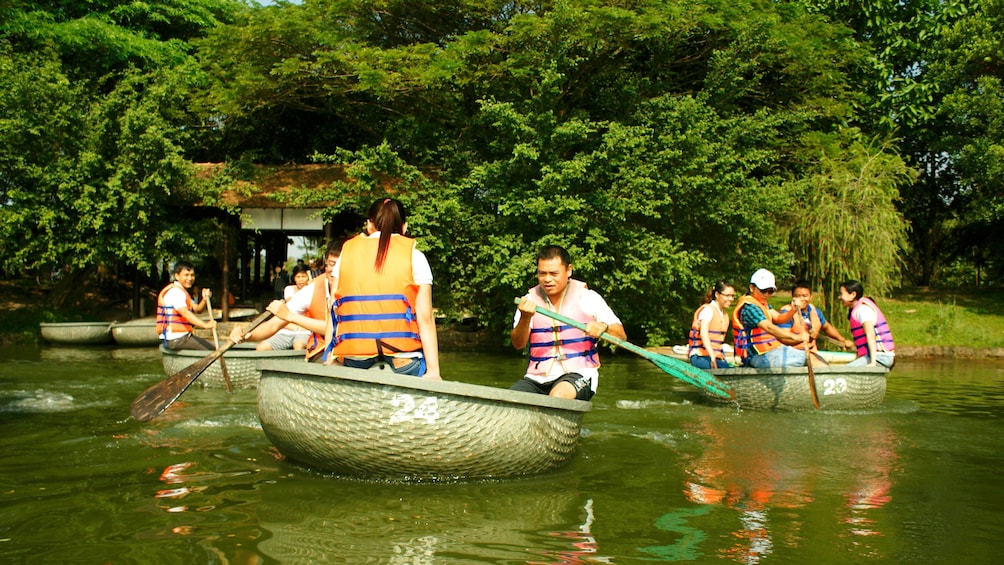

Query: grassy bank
[[768, 287, 1004, 350]]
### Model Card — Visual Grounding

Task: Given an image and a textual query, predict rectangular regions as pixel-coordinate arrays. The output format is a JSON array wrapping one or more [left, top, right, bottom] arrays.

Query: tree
[[0, 0, 246, 289], [214, 0, 876, 341], [786, 130, 914, 315]]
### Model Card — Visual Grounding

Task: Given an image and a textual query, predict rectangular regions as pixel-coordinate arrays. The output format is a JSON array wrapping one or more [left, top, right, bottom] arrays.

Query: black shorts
[[509, 372, 595, 401]]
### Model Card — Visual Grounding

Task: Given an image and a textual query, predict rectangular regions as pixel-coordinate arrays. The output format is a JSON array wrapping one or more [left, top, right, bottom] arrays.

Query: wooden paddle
[[792, 307, 821, 409], [514, 298, 733, 399], [206, 296, 233, 393], [130, 311, 273, 422]]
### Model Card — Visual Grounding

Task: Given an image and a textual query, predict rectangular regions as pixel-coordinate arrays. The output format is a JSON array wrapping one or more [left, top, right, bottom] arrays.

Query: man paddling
[[156, 260, 217, 350], [510, 245, 625, 400], [776, 280, 853, 355], [731, 268, 808, 368]]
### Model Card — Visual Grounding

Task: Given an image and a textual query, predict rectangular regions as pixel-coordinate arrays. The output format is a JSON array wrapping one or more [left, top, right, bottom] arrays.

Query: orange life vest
[[730, 295, 781, 362], [156, 283, 193, 341], [303, 276, 335, 361], [779, 304, 822, 351], [688, 303, 728, 359], [331, 234, 422, 357]]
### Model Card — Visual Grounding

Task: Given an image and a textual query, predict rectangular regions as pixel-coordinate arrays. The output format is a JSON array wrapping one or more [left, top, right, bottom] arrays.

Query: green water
[[1, 346, 1001, 564]]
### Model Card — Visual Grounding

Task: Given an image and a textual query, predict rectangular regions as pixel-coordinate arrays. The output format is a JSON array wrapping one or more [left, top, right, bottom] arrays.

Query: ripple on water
[[2, 389, 76, 413], [615, 398, 692, 410]]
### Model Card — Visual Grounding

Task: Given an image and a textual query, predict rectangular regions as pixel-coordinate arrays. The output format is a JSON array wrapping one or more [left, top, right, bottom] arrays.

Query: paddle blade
[[129, 311, 273, 421], [129, 353, 221, 421], [646, 354, 734, 399], [806, 352, 820, 409]]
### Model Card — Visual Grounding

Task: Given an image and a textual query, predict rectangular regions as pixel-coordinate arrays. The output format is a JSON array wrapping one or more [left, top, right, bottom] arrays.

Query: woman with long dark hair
[[687, 280, 735, 369], [327, 198, 441, 379]]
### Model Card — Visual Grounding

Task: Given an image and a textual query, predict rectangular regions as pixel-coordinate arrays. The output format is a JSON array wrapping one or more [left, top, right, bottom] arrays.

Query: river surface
[[1, 345, 1001, 564]]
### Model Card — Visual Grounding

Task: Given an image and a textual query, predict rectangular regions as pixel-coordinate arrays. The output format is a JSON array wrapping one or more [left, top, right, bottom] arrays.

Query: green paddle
[[513, 298, 733, 399]]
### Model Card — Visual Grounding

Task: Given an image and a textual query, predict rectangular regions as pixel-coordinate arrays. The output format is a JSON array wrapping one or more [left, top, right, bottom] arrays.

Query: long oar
[[806, 348, 820, 409], [793, 310, 821, 409], [514, 298, 733, 399], [130, 311, 273, 422], [207, 296, 233, 393]]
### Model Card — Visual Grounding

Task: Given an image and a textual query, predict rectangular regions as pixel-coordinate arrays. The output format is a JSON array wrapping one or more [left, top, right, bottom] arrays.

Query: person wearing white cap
[[729, 268, 809, 368]]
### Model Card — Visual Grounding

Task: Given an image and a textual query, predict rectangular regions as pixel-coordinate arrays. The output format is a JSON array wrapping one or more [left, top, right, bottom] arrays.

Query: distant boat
[[160, 345, 305, 390], [703, 365, 888, 411], [39, 322, 113, 345], [213, 307, 259, 320], [256, 360, 592, 481], [110, 318, 159, 346]]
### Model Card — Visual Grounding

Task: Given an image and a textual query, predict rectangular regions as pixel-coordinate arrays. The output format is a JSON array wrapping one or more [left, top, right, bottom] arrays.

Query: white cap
[[750, 268, 776, 291]]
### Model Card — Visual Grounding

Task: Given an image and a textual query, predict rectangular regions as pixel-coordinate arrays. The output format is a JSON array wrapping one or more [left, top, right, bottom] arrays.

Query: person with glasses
[[776, 280, 853, 358], [229, 238, 346, 362], [730, 268, 808, 368], [687, 280, 736, 369]]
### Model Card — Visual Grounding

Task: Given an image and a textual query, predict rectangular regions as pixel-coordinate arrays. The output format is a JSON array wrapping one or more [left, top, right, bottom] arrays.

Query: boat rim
[[258, 359, 593, 413], [710, 365, 889, 376], [39, 321, 113, 327]]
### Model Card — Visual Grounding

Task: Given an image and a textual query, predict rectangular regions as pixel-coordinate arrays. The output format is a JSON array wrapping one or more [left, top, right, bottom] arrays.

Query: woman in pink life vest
[[839, 279, 895, 368]]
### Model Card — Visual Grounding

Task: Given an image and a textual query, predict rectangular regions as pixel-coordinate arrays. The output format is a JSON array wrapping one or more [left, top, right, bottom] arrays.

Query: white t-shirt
[[278, 284, 310, 335], [514, 288, 622, 390], [284, 277, 326, 316], [162, 283, 194, 340], [690, 304, 717, 357], [851, 302, 877, 326]]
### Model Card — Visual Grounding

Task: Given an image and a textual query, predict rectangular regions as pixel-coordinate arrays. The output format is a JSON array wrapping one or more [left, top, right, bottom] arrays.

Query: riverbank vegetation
[[2, 1, 1002, 344]]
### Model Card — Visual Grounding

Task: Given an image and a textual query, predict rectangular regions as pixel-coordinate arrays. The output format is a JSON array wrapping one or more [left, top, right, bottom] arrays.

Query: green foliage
[[0, 0, 242, 281], [785, 129, 914, 315]]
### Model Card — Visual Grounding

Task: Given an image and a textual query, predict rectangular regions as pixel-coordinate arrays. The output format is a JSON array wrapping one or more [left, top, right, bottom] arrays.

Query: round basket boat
[[160, 345, 305, 390], [704, 365, 888, 411], [39, 322, 113, 345], [651, 344, 856, 365], [110, 318, 159, 346], [256, 360, 592, 481]]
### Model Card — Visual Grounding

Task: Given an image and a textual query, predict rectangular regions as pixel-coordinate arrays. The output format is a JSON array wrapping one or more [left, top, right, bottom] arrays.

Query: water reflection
[[2, 348, 1001, 564], [253, 479, 589, 563], [527, 498, 613, 564], [674, 410, 898, 562]]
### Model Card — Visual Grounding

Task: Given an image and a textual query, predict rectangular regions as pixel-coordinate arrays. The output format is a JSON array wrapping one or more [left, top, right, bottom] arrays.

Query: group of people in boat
[[155, 198, 890, 404], [154, 198, 624, 401], [688, 268, 896, 371]]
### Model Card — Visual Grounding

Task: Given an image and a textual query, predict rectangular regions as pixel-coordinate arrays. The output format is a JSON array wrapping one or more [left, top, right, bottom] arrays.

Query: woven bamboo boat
[[160, 345, 305, 390], [39, 322, 113, 345], [652, 345, 856, 365], [702, 365, 888, 411], [110, 318, 159, 346], [256, 360, 592, 481]]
